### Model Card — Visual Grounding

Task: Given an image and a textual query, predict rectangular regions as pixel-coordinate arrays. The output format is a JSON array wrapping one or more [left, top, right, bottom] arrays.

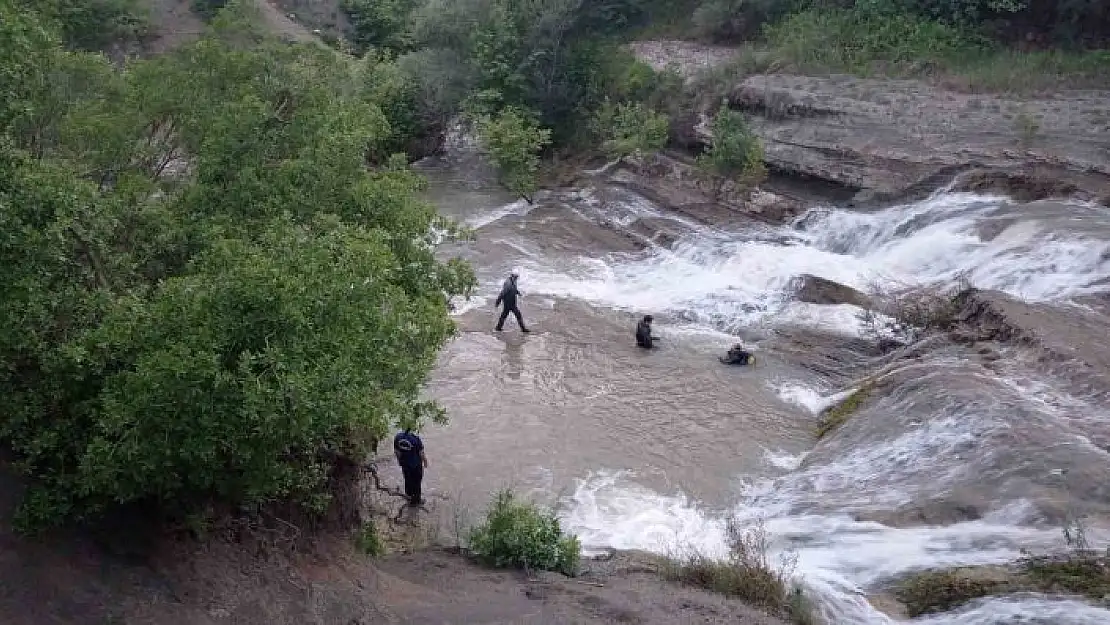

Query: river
[[405, 155, 1110, 624]]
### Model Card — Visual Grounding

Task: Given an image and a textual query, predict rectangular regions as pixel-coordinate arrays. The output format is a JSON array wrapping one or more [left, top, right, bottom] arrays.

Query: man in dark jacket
[[394, 427, 427, 506], [635, 315, 659, 349], [495, 272, 530, 333]]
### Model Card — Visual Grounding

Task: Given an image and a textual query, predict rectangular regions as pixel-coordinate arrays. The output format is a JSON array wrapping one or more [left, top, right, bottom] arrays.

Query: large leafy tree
[[0, 1, 474, 531]]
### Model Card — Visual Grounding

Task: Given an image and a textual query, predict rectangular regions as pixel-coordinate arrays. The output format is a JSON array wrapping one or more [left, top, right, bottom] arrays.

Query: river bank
[[0, 456, 790, 625]]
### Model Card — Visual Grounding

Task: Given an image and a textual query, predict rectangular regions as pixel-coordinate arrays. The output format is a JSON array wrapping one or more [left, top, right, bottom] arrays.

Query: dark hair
[[643, 315, 653, 323]]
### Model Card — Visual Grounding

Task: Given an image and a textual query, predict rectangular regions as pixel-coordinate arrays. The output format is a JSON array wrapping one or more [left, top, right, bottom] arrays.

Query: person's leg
[[495, 306, 511, 331], [411, 465, 423, 505], [511, 305, 528, 331], [402, 465, 417, 503]]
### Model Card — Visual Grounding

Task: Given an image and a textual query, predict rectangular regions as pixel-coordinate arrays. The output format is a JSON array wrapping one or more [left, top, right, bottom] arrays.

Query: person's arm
[[417, 438, 427, 468]]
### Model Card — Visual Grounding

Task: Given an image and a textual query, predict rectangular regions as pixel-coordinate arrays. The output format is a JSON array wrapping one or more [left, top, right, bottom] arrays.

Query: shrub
[[192, 0, 228, 21], [37, 0, 150, 50], [691, 0, 791, 43], [665, 517, 816, 623], [856, 279, 968, 345], [467, 490, 581, 575], [593, 100, 670, 159], [341, 0, 418, 55], [764, 7, 988, 75], [697, 105, 766, 196], [356, 521, 385, 556]]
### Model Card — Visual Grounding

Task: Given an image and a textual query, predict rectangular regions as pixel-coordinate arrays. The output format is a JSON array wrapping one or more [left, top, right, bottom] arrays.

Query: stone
[[792, 274, 872, 309]]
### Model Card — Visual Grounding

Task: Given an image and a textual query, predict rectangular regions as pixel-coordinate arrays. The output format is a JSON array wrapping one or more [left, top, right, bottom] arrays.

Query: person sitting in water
[[635, 315, 660, 349], [720, 344, 755, 365]]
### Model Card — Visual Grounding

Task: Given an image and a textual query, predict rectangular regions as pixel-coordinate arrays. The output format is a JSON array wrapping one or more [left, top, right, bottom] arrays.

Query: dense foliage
[[0, 0, 473, 531], [687, 0, 1110, 47], [35, 0, 150, 50], [336, 0, 684, 193], [468, 490, 581, 575]]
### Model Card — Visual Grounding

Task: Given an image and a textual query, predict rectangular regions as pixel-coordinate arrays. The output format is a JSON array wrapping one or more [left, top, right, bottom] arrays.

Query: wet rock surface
[[792, 273, 873, 309], [630, 41, 1110, 203], [605, 153, 806, 227], [726, 74, 1110, 203]]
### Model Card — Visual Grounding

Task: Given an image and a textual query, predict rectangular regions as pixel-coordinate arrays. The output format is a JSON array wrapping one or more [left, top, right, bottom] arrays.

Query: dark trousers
[[496, 304, 526, 331], [401, 464, 423, 505]]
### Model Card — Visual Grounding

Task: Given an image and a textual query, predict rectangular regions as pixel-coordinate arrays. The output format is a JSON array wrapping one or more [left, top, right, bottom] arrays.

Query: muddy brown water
[[371, 158, 1110, 624]]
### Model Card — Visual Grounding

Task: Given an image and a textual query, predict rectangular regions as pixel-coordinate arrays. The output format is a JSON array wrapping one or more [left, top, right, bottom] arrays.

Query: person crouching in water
[[636, 315, 660, 349], [495, 271, 530, 333], [720, 344, 755, 365]]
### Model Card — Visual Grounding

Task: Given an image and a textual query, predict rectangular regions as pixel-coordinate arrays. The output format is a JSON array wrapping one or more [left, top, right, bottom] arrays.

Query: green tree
[[342, 0, 418, 55], [593, 100, 669, 159], [33, 0, 149, 51], [476, 106, 552, 203], [0, 2, 475, 531], [698, 105, 765, 197]]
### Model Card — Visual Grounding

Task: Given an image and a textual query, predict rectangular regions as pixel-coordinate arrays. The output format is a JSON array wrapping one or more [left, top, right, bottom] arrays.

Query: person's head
[[643, 315, 653, 325], [509, 271, 519, 281]]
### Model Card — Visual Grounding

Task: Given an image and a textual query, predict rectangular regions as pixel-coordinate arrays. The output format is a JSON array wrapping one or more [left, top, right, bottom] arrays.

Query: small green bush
[[698, 105, 766, 195], [664, 517, 817, 624], [356, 521, 385, 556], [468, 490, 581, 575], [594, 100, 670, 159]]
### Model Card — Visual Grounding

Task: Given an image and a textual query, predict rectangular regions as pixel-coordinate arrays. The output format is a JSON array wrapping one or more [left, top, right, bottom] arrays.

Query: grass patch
[[685, 7, 1110, 96], [663, 518, 819, 624], [895, 518, 1110, 617], [895, 567, 1010, 616], [468, 489, 581, 576], [355, 520, 384, 556], [816, 383, 873, 438]]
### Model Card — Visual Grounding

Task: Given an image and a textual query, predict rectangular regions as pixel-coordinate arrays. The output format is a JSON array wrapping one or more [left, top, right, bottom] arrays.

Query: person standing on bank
[[495, 271, 530, 333], [393, 426, 427, 506]]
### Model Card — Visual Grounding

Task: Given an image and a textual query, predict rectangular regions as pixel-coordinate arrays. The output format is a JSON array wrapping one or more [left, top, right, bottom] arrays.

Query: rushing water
[[412, 158, 1110, 624]]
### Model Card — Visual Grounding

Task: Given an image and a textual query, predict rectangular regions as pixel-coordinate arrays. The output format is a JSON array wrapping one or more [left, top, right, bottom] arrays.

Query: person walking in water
[[495, 271, 530, 333], [393, 426, 427, 506], [635, 315, 660, 349]]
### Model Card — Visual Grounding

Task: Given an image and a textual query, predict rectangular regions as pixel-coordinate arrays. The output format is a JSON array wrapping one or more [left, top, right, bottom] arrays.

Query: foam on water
[[518, 191, 1110, 337], [464, 198, 534, 229], [763, 448, 808, 470], [772, 382, 852, 415], [561, 472, 1110, 624]]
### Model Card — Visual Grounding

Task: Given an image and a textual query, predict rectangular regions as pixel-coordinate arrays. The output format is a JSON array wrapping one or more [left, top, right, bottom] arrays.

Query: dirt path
[[250, 0, 319, 43], [144, 0, 323, 52]]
